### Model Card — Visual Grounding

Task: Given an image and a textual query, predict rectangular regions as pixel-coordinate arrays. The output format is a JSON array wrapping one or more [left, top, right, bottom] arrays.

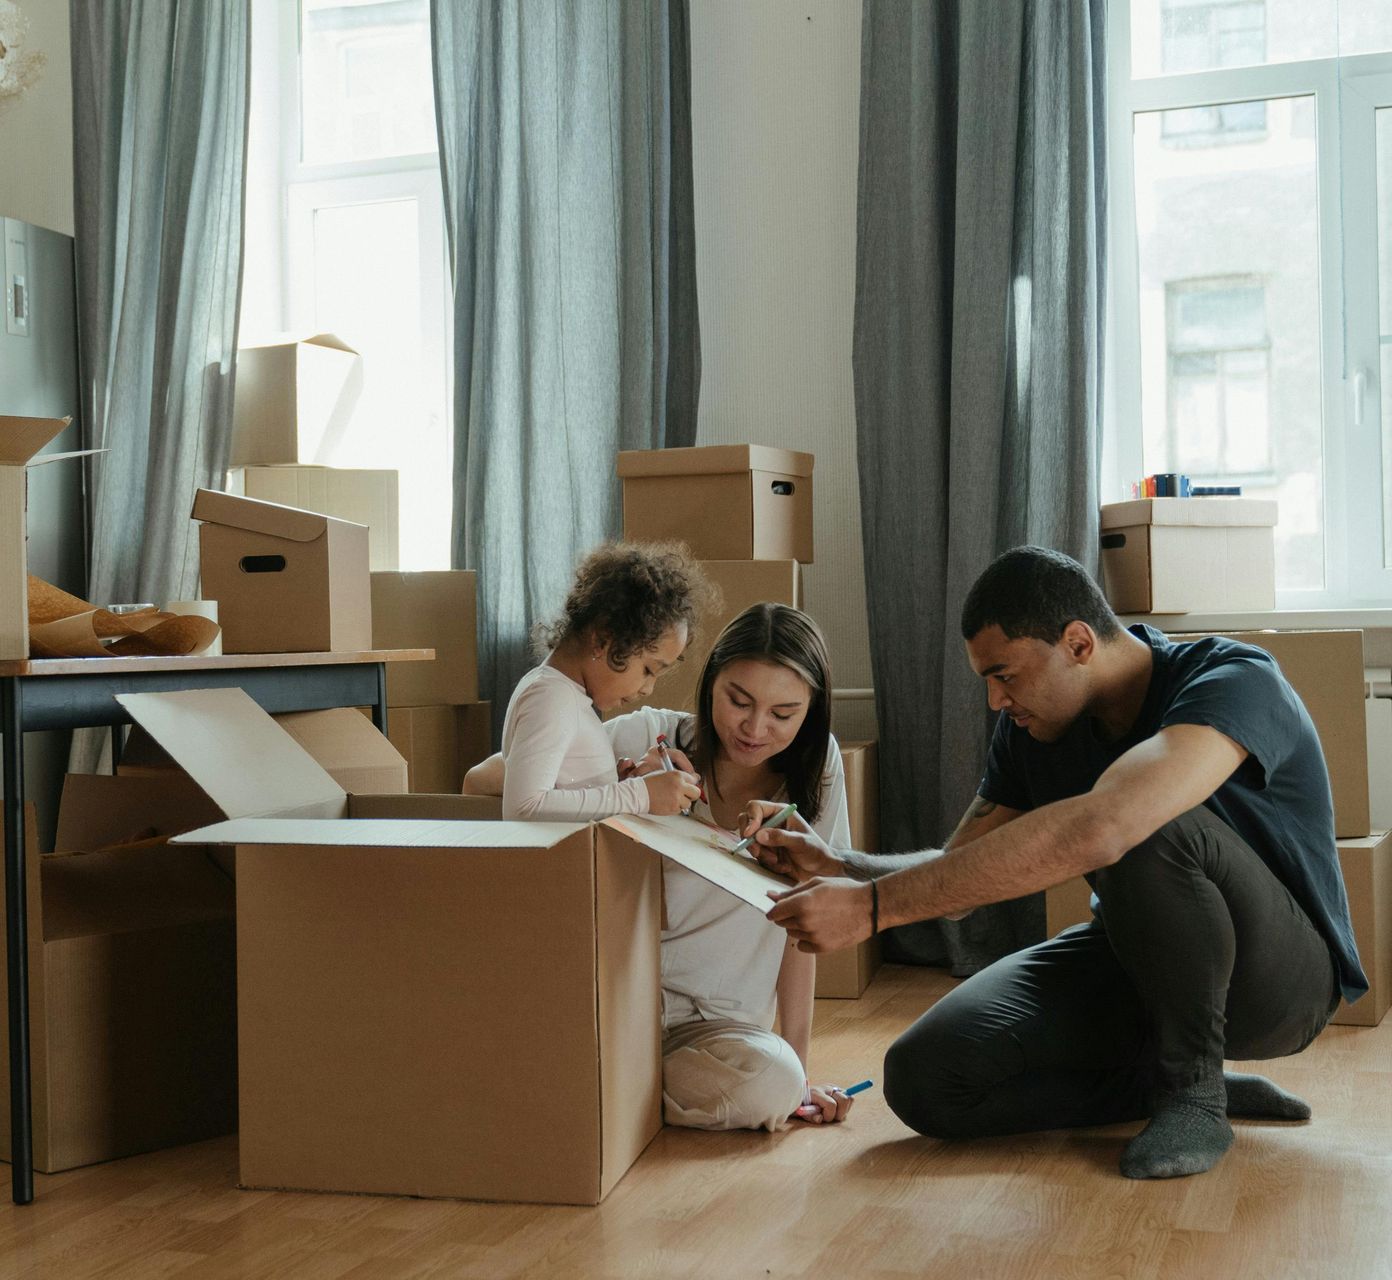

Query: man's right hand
[[643, 770, 703, 815], [741, 800, 844, 881]]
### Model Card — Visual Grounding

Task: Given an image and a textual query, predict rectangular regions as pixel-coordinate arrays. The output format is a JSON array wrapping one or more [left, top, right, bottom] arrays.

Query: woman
[[467, 602, 856, 1132]]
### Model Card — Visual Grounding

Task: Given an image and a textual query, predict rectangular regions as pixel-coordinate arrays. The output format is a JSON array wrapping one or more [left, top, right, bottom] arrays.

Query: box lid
[[240, 331, 359, 356], [116, 689, 346, 821], [1101, 497, 1278, 530], [191, 487, 364, 542], [617, 444, 814, 480], [1, 415, 72, 466]]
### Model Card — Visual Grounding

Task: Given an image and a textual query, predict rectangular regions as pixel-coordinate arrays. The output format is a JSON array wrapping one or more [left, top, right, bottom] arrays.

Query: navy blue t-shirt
[[979, 624, 1367, 1002]]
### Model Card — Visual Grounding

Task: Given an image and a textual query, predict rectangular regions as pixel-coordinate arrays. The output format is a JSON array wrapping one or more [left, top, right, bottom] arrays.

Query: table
[[1, 647, 432, 1205]]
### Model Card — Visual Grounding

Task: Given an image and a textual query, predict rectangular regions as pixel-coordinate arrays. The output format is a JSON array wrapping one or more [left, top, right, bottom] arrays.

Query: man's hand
[[766, 877, 873, 953], [741, 800, 844, 881]]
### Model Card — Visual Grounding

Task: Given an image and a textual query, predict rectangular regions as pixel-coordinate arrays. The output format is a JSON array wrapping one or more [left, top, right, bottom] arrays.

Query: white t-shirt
[[499, 663, 650, 820], [605, 706, 853, 1031]]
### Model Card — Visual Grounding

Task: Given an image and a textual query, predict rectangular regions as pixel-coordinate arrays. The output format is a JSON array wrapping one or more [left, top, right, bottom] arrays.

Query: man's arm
[[767, 723, 1247, 951]]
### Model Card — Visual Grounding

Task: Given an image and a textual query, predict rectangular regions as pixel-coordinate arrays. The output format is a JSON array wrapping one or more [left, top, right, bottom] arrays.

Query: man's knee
[[883, 1017, 984, 1140], [1095, 806, 1220, 895]]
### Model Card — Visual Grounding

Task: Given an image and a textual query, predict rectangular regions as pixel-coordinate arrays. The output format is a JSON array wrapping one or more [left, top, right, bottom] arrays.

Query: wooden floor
[[4, 964, 1390, 1279]]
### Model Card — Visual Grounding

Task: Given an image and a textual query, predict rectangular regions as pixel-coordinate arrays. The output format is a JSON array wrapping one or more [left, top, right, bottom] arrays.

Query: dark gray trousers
[[884, 807, 1340, 1138]]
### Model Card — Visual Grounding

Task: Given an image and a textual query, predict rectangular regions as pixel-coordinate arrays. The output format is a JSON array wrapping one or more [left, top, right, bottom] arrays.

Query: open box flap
[[0, 415, 71, 465], [600, 813, 792, 913], [190, 487, 339, 543], [117, 689, 346, 821], [171, 817, 586, 849]]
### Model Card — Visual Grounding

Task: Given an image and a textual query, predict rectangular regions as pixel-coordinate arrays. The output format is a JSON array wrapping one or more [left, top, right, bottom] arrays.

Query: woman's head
[[535, 541, 715, 712], [689, 604, 833, 823]]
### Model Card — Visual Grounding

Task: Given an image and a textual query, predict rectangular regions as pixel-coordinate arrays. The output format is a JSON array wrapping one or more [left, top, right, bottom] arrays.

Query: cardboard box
[[229, 465, 399, 572], [376, 702, 493, 794], [619, 445, 815, 563], [230, 333, 362, 466], [0, 787, 237, 1173], [122, 688, 789, 1204], [1331, 831, 1392, 1027], [1100, 497, 1278, 614], [370, 571, 479, 706], [1, 415, 82, 659], [1045, 876, 1094, 937], [193, 487, 371, 653], [816, 741, 884, 999], [624, 560, 801, 717], [1173, 630, 1369, 839]]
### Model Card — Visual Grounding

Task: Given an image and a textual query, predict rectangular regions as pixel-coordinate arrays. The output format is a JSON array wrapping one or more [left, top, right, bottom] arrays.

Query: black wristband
[[870, 879, 879, 936]]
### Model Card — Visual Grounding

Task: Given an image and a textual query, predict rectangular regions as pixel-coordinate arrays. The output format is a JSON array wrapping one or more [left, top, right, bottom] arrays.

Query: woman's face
[[710, 657, 812, 768]]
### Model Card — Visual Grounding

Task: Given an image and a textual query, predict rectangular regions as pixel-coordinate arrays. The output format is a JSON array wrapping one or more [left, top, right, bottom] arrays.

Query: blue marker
[[844, 1079, 874, 1097]]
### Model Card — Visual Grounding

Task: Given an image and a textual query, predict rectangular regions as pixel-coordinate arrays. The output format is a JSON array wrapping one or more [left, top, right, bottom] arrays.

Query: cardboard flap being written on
[[117, 689, 346, 821], [191, 487, 336, 543], [600, 813, 791, 912]]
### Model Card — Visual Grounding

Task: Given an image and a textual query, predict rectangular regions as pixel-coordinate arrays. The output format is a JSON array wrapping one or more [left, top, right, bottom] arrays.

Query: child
[[500, 542, 711, 820]]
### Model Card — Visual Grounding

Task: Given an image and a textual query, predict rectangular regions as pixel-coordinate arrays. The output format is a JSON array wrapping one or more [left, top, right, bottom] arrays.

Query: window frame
[[1106, 0, 1392, 607]]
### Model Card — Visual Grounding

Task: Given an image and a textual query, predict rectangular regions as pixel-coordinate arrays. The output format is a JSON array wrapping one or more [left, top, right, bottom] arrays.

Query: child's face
[[586, 622, 689, 713]]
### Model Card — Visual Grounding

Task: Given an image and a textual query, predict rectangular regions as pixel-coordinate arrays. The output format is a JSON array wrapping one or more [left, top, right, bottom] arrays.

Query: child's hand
[[632, 742, 697, 777], [643, 769, 702, 815]]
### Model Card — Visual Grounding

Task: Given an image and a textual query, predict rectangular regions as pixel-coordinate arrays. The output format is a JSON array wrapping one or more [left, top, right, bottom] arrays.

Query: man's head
[[960, 546, 1122, 741]]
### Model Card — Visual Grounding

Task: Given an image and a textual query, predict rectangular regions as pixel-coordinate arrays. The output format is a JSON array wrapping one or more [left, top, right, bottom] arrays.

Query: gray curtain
[[431, 0, 700, 733], [70, 0, 249, 770], [853, 0, 1106, 974]]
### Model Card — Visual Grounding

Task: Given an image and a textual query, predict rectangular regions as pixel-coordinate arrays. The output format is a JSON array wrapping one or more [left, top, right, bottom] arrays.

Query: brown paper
[[26, 576, 220, 659]]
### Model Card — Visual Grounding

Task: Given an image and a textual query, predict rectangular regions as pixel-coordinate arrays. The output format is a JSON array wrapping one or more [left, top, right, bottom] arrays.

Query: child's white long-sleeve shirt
[[499, 663, 651, 821]]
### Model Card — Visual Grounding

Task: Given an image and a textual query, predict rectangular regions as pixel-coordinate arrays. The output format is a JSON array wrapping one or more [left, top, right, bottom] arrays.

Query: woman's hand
[[643, 769, 703, 815], [792, 1083, 855, 1125], [740, 801, 844, 881]]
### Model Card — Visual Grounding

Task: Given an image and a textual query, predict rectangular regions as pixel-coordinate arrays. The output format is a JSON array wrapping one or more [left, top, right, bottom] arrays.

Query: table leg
[[2, 678, 33, 1205]]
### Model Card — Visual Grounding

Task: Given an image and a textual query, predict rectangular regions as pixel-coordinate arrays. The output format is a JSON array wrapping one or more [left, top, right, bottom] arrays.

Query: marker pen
[[656, 734, 676, 771], [730, 801, 797, 855]]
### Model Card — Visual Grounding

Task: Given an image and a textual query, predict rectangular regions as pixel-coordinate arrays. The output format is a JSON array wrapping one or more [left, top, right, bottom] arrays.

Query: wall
[[688, 1, 874, 741], [0, 0, 74, 235]]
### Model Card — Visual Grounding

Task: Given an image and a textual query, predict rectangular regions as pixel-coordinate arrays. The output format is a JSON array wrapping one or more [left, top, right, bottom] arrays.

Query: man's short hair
[[960, 546, 1121, 644]]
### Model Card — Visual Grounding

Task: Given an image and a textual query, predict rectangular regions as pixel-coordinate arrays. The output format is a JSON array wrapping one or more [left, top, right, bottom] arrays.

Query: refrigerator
[[2, 216, 88, 846]]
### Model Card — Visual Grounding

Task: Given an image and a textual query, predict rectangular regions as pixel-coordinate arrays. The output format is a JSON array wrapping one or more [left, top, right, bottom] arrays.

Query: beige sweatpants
[[662, 1018, 806, 1133]]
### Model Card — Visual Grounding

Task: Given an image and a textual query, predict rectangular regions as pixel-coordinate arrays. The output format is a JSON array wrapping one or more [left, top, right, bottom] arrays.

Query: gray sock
[[1224, 1071, 1311, 1121], [1120, 1078, 1233, 1180]]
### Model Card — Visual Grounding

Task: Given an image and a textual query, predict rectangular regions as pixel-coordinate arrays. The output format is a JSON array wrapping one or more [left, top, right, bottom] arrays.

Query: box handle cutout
[[239, 555, 287, 574], [771, 481, 795, 496], [1100, 533, 1126, 550]]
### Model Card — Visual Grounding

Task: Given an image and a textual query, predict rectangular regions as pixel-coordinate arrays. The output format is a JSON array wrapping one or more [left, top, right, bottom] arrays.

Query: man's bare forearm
[[874, 793, 1117, 927], [834, 797, 1005, 882]]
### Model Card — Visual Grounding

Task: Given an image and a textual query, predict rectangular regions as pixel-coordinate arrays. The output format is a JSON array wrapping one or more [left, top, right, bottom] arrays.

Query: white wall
[[0, 0, 74, 234], [689, 1, 874, 739]]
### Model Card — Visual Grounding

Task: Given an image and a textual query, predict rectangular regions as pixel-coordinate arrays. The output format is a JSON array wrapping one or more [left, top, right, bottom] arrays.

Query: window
[[1108, 2, 1392, 603], [241, 0, 451, 570]]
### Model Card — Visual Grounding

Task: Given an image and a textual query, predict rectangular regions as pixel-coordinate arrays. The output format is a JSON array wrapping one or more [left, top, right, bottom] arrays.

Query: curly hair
[[534, 541, 717, 670]]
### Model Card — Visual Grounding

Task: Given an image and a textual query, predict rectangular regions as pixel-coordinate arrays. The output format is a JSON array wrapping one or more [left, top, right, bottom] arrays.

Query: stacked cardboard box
[[226, 333, 401, 572], [371, 571, 491, 792], [815, 741, 884, 999]]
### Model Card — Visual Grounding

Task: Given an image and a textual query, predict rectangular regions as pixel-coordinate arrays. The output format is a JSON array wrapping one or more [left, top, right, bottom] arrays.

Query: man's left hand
[[766, 877, 873, 953]]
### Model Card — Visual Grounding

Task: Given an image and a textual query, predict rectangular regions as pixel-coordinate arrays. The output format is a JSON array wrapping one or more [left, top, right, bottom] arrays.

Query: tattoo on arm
[[965, 797, 998, 821]]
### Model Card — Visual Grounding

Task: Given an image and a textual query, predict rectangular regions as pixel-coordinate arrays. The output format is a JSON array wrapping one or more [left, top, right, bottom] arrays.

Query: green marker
[[730, 802, 797, 855]]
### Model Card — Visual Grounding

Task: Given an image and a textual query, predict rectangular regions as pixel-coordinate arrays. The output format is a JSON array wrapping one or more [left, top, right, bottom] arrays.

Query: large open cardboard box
[[230, 333, 362, 466], [370, 571, 479, 706], [816, 741, 883, 999], [2, 414, 83, 659], [1101, 497, 1277, 614], [0, 781, 237, 1173], [193, 488, 371, 654], [229, 465, 399, 572], [619, 445, 815, 563], [121, 689, 790, 1204]]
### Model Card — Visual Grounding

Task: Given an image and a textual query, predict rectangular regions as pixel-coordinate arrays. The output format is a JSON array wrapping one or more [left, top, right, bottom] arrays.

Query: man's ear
[[1061, 620, 1096, 665]]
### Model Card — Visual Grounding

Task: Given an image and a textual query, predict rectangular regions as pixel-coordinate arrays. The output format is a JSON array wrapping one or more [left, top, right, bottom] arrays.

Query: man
[[747, 546, 1364, 1179]]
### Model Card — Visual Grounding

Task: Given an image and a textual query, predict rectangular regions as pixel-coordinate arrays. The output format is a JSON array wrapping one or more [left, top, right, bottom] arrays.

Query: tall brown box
[[370, 571, 479, 706], [625, 560, 801, 717], [816, 741, 884, 999], [230, 333, 362, 466], [619, 445, 814, 563], [1101, 497, 1277, 614], [193, 487, 371, 653], [0, 790, 237, 1174], [1330, 831, 1392, 1027], [382, 702, 493, 793]]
